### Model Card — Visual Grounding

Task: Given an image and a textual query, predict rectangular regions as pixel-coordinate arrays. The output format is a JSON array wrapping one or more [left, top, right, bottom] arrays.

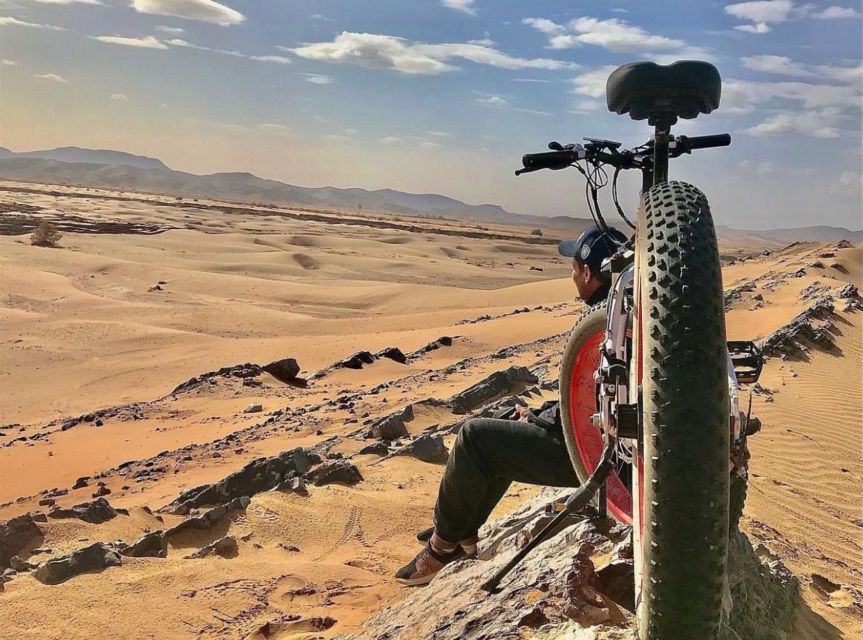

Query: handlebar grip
[[521, 150, 575, 171], [686, 134, 731, 150]]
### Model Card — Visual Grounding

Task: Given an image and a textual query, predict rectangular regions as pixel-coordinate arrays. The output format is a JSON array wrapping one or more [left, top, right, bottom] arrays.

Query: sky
[[0, 0, 861, 230]]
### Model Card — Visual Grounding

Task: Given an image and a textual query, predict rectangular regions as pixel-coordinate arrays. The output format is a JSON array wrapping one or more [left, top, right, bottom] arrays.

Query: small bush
[[30, 220, 63, 247], [530, 228, 543, 236]]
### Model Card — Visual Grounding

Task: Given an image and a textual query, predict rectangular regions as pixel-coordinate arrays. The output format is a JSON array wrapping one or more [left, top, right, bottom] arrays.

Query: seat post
[[650, 114, 676, 186]]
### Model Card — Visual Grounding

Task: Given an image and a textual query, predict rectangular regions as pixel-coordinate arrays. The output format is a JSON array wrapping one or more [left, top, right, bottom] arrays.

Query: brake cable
[[612, 167, 637, 230]]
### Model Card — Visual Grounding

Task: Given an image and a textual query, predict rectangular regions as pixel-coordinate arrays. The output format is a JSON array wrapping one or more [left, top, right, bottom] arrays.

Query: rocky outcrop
[[368, 405, 414, 441], [261, 357, 302, 384], [342, 489, 798, 640], [165, 497, 249, 537], [119, 531, 167, 558], [448, 366, 539, 414], [761, 297, 836, 358], [0, 513, 42, 569], [392, 434, 449, 464], [47, 497, 119, 524], [34, 542, 122, 585], [184, 535, 238, 559], [166, 447, 321, 514], [305, 461, 363, 487]]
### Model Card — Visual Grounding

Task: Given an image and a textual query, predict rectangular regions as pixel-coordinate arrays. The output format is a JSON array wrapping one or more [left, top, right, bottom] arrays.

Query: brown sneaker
[[395, 544, 464, 586], [416, 527, 478, 557]]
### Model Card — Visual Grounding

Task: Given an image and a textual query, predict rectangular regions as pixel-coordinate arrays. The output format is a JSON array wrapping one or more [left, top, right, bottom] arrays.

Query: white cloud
[[744, 107, 845, 138], [734, 23, 772, 33], [829, 170, 862, 198], [442, 0, 476, 16], [1, 59, 16, 65], [325, 133, 351, 143], [32, 0, 102, 3], [725, 0, 794, 23], [812, 5, 860, 19], [739, 159, 777, 174], [111, 92, 130, 101], [91, 35, 168, 49], [724, 79, 861, 110], [523, 16, 684, 53], [0, 16, 65, 30], [726, 1, 858, 32], [155, 25, 185, 34], [378, 136, 402, 144], [303, 73, 332, 84], [34, 72, 67, 82], [816, 63, 863, 83], [248, 54, 292, 64], [741, 54, 814, 76], [419, 141, 440, 148], [131, 0, 243, 26], [477, 95, 507, 107], [571, 65, 618, 98], [427, 130, 452, 137], [289, 32, 574, 75], [522, 17, 566, 35]]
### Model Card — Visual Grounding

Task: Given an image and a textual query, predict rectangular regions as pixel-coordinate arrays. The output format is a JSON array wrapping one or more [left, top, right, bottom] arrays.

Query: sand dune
[[0, 181, 860, 639]]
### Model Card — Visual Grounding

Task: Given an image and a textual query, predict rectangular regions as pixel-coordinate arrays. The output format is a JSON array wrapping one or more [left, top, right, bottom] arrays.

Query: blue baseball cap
[[559, 226, 628, 273]]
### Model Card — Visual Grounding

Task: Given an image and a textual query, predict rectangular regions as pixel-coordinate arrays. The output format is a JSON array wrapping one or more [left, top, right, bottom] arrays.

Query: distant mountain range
[[0, 146, 170, 171], [0, 147, 858, 242]]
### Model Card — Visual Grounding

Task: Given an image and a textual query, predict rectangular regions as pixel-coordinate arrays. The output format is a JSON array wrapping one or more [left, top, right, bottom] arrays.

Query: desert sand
[[0, 180, 859, 639]]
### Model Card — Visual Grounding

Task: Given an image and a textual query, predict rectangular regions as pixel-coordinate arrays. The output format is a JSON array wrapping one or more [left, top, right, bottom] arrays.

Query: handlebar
[[518, 149, 582, 175], [674, 134, 731, 152], [516, 133, 731, 175]]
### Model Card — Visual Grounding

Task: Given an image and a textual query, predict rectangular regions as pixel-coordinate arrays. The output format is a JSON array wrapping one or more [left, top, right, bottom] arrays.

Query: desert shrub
[[30, 220, 62, 247], [530, 228, 543, 236]]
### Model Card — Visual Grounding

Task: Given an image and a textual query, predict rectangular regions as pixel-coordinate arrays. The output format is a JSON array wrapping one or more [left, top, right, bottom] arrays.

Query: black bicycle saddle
[[606, 60, 721, 122]]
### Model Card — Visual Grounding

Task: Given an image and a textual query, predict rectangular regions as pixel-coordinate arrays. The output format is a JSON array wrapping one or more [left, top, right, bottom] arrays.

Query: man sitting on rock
[[396, 225, 627, 586]]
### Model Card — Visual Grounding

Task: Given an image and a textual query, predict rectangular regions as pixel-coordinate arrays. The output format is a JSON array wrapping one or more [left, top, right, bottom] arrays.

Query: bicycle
[[481, 61, 763, 639]]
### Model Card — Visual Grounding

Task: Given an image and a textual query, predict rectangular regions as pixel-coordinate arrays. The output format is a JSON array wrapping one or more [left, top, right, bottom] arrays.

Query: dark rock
[[34, 542, 121, 585], [306, 460, 363, 487], [368, 405, 414, 441], [165, 504, 227, 536], [393, 434, 450, 464], [337, 351, 375, 370], [375, 347, 407, 364], [184, 535, 238, 559], [358, 442, 390, 457], [262, 357, 301, 383], [120, 531, 167, 558], [92, 485, 111, 498], [244, 403, 263, 414], [448, 366, 539, 414], [724, 282, 756, 310], [72, 476, 90, 489], [275, 477, 309, 496], [167, 447, 321, 513], [761, 297, 836, 358], [9, 555, 37, 572], [32, 513, 47, 523], [38, 498, 55, 507], [836, 283, 859, 299], [47, 498, 118, 524]]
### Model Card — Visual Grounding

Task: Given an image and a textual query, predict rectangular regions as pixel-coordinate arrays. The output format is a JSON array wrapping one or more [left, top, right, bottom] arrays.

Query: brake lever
[[515, 166, 540, 176]]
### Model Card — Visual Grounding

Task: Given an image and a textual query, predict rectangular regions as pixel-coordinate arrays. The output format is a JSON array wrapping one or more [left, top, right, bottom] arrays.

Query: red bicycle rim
[[567, 329, 633, 524]]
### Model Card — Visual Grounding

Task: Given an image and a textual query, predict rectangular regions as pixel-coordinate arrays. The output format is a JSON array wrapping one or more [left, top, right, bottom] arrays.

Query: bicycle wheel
[[636, 180, 730, 639], [559, 302, 634, 524]]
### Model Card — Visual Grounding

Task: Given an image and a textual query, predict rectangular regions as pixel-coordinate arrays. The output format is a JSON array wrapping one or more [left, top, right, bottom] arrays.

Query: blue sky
[[0, 0, 860, 229]]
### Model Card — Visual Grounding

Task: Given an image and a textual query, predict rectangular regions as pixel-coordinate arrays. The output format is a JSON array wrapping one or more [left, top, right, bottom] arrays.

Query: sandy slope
[[0, 182, 860, 639]]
